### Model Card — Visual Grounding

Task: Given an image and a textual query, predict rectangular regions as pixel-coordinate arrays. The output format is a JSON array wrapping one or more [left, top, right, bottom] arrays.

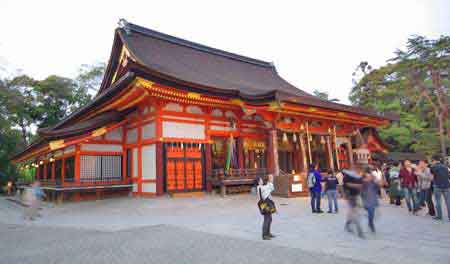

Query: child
[[361, 168, 380, 233], [325, 170, 339, 213]]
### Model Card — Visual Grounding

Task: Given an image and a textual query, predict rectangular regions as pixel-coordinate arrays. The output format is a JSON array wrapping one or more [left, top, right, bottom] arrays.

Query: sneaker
[[317, 210, 324, 214], [433, 216, 442, 220], [268, 234, 276, 238], [327, 210, 332, 214], [262, 236, 271, 240]]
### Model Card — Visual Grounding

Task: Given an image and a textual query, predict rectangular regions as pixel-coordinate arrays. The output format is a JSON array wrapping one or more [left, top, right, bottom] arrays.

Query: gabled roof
[[99, 20, 313, 99], [99, 20, 398, 120]]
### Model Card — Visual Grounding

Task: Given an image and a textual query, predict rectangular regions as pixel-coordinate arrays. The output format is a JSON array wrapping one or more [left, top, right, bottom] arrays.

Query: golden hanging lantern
[[320, 136, 325, 145], [293, 133, 297, 142], [282, 132, 288, 142]]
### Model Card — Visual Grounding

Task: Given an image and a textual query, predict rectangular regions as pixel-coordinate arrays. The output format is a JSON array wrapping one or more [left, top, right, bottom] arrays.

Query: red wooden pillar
[[52, 162, 56, 181], [137, 118, 143, 195], [237, 137, 244, 169], [205, 143, 213, 192], [156, 142, 164, 195], [268, 129, 279, 176], [122, 126, 128, 183], [74, 145, 81, 201], [61, 157, 66, 185], [75, 145, 81, 183]]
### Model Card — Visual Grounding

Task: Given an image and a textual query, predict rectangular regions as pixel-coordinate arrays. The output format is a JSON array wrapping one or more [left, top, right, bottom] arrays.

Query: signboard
[[291, 183, 302, 192]]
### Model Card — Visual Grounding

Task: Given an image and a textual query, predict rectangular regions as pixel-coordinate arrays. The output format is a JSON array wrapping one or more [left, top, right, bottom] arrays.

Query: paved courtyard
[[1, 194, 450, 264]]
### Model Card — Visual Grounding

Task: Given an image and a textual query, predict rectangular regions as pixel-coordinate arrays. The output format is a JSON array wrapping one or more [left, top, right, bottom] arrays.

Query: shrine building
[[12, 20, 397, 201]]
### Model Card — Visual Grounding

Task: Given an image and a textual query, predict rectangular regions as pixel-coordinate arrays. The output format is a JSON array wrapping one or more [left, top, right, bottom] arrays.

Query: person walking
[[416, 160, 435, 216], [308, 164, 323, 213], [361, 168, 380, 233], [399, 160, 418, 213], [325, 170, 339, 213], [257, 174, 276, 240], [24, 180, 46, 221], [388, 162, 403, 206], [430, 155, 450, 221], [335, 170, 345, 198], [372, 164, 386, 199], [342, 167, 364, 238]]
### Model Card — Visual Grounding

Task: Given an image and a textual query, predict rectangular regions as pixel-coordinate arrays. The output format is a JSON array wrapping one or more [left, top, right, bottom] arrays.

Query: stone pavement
[[1, 223, 369, 264], [1, 194, 450, 264]]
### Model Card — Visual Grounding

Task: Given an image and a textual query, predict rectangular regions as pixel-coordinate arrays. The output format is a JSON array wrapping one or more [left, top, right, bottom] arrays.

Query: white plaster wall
[[105, 127, 123, 141], [162, 121, 205, 139], [81, 144, 123, 152], [141, 145, 156, 180], [127, 128, 138, 144], [209, 125, 235, 132], [142, 182, 156, 193], [142, 122, 156, 139]]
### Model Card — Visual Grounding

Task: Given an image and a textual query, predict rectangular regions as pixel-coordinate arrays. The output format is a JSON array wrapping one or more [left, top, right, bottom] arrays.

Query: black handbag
[[257, 187, 276, 215]]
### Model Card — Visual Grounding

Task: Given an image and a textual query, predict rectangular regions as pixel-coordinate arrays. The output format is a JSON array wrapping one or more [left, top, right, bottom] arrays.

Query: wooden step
[[170, 191, 205, 198]]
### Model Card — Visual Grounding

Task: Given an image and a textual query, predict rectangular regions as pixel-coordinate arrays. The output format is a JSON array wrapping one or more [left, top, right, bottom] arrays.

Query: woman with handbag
[[257, 174, 276, 240]]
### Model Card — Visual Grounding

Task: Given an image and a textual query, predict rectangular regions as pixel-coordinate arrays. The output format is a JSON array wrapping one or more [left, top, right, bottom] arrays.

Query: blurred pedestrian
[[399, 160, 418, 213], [372, 163, 386, 199], [24, 180, 46, 221], [325, 170, 339, 213], [416, 160, 435, 216], [257, 174, 276, 240], [342, 167, 364, 238], [388, 162, 403, 206], [362, 167, 380, 233], [430, 155, 450, 221], [308, 164, 323, 213], [336, 170, 345, 198]]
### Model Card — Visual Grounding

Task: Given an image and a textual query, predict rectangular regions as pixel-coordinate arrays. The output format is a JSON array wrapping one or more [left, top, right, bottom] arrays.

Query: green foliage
[[351, 35, 450, 156], [0, 63, 105, 184]]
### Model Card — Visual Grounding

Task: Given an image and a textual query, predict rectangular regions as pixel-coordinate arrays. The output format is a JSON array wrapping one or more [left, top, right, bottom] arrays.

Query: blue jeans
[[434, 187, 450, 219], [418, 188, 436, 215], [326, 190, 338, 212], [310, 190, 321, 212], [403, 187, 418, 211], [366, 206, 376, 232]]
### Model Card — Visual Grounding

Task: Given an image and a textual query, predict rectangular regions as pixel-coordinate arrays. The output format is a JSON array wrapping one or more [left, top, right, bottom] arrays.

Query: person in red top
[[399, 159, 418, 213]]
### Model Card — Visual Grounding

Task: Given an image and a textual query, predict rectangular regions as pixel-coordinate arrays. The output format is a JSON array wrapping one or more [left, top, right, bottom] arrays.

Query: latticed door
[[165, 144, 204, 192]]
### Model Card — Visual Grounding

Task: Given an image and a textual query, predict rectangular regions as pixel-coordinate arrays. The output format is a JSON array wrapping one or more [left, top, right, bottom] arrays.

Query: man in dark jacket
[[309, 164, 323, 213], [430, 155, 450, 221], [399, 159, 418, 213]]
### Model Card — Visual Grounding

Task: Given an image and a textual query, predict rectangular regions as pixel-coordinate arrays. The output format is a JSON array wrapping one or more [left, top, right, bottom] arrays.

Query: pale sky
[[1, 0, 449, 103]]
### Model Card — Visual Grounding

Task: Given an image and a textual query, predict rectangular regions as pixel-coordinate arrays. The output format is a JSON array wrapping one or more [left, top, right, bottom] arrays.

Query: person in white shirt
[[372, 165, 386, 199], [257, 174, 275, 240]]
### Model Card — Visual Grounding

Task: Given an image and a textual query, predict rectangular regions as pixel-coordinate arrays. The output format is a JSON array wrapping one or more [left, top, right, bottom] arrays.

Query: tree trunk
[[19, 120, 27, 145], [438, 113, 448, 157]]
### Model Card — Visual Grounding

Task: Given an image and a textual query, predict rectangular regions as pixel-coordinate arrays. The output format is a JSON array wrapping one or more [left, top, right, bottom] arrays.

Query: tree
[[0, 75, 37, 144], [313, 89, 339, 102], [351, 35, 450, 157]]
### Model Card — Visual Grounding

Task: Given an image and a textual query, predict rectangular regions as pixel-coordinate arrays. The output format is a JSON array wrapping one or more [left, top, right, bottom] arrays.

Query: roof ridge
[[120, 20, 274, 68]]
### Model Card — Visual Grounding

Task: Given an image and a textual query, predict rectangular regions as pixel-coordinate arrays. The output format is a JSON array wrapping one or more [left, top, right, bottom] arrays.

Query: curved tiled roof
[[117, 22, 313, 98]]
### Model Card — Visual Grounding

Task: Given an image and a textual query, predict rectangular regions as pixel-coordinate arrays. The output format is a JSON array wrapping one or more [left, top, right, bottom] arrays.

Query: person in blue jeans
[[325, 170, 339, 213], [309, 164, 323, 213], [361, 167, 380, 233], [430, 155, 450, 221]]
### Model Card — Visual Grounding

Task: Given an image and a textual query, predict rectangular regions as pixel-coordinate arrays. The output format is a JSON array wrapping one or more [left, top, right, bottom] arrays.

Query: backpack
[[307, 172, 316, 188]]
